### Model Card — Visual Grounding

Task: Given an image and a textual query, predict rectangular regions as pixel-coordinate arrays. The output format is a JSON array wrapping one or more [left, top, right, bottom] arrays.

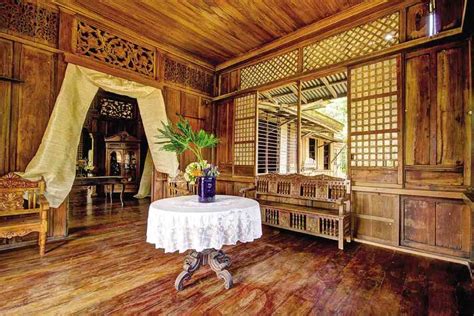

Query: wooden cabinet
[[405, 42, 469, 189], [105, 131, 141, 193], [401, 197, 471, 258]]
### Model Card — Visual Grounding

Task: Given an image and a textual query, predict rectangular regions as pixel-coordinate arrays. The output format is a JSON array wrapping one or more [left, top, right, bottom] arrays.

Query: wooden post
[[296, 80, 302, 173]]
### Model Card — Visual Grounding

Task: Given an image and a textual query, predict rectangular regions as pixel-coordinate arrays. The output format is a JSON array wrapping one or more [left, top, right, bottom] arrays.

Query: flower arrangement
[[184, 160, 220, 184], [76, 159, 95, 176], [157, 116, 220, 183]]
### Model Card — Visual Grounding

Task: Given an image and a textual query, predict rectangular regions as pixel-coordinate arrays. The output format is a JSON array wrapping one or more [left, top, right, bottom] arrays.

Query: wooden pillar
[[296, 80, 302, 173]]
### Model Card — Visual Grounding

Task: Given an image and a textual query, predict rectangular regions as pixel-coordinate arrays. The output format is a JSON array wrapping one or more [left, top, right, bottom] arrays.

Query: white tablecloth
[[146, 195, 262, 253]]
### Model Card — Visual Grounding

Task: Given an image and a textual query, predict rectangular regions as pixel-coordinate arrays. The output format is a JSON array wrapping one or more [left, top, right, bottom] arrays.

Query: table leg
[[110, 184, 114, 204], [120, 183, 124, 207], [174, 249, 233, 291], [209, 249, 233, 289], [175, 250, 203, 291]]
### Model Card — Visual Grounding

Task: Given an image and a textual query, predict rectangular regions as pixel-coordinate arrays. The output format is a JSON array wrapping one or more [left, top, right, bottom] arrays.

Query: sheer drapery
[[134, 150, 153, 199], [20, 64, 178, 207]]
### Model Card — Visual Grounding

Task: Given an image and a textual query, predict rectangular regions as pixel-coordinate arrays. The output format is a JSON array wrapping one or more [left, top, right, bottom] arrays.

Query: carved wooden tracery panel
[[99, 97, 136, 120], [0, 0, 58, 45], [164, 57, 213, 94], [76, 20, 155, 77]]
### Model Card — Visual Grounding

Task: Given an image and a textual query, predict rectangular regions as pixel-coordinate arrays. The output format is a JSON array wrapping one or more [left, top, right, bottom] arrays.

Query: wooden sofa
[[241, 174, 351, 250], [0, 173, 49, 256]]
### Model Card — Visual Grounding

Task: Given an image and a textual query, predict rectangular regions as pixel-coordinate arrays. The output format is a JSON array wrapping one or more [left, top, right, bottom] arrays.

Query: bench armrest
[[336, 196, 351, 215], [239, 186, 256, 198]]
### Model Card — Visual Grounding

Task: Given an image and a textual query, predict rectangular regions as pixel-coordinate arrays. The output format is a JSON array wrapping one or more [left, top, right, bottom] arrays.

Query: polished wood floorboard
[[0, 192, 472, 315]]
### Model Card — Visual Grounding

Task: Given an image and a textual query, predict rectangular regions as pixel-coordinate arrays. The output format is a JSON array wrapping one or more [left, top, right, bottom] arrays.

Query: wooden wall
[[0, 0, 214, 248], [213, 0, 473, 262]]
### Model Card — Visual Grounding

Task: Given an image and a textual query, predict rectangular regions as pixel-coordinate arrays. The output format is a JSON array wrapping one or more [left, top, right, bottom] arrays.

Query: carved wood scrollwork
[[164, 57, 213, 94], [76, 20, 155, 78], [0, 229, 35, 239], [99, 97, 135, 120], [0, 173, 39, 189], [0, 0, 58, 45], [0, 191, 24, 211]]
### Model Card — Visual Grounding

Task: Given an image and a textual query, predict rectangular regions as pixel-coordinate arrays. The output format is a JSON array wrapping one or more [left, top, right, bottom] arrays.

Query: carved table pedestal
[[175, 248, 233, 291]]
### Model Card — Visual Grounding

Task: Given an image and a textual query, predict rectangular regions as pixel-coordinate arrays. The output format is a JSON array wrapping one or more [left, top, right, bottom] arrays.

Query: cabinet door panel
[[436, 47, 465, 166], [405, 53, 432, 165], [402, 197, 471, 258], [404, 42, 468, 190], [403, 198, 435, 245], [435, 202, 463, 250], [353, 191, 399, 245]]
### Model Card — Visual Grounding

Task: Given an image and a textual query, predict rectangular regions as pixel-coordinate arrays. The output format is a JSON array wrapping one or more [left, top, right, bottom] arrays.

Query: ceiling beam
[[321, 77, 338, 99], [301, 99, 330, 111]]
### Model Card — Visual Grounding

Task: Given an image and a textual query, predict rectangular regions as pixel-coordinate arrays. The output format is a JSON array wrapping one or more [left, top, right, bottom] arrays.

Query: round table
[[146, 195, 262, 290]]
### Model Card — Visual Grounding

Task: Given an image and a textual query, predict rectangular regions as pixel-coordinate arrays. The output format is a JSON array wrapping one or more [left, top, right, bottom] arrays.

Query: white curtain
[[134, 150, 153, 199], [20, 64, 178, 207]]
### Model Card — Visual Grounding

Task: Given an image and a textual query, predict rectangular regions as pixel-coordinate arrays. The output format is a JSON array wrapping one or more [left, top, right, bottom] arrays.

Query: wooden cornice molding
[[53, 0, 215, 71], [215, 0, 413, 72]]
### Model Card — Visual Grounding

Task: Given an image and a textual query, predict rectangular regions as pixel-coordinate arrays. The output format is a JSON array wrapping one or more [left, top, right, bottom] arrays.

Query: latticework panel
[[234, 94, 257, 166], [303, 13, 399, 72], [240, 50, 298, 90], [349, 57, 399, 168]]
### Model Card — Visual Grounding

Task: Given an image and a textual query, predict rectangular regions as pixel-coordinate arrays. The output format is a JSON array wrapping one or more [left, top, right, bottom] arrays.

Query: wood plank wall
[[213, 0, 473, 262], [0, 1, 214, 249]]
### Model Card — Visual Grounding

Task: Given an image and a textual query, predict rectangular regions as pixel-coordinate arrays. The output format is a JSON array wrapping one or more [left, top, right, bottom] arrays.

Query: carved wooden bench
[[241, 174, 351, 250], [0, 173, 49, 256]]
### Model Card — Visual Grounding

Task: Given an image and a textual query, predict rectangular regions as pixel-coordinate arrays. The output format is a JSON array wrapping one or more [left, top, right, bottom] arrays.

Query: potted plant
[[157, 117, 219, 202]]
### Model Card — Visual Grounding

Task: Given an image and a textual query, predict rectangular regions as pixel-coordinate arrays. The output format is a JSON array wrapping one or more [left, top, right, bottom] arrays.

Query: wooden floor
[[0, 193, 472, 315]]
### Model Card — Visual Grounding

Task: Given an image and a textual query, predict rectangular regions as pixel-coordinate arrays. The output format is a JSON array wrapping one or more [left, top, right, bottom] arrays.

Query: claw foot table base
[[175, 248, 233, 291]]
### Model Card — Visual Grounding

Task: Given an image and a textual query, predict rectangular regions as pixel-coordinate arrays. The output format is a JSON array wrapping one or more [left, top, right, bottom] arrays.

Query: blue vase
[[197, 176, 216, 203]]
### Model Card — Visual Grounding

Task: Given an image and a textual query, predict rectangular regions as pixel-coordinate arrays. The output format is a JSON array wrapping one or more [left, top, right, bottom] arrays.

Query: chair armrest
[[39, 196, 49, 211], [239, 186, 256, 197]]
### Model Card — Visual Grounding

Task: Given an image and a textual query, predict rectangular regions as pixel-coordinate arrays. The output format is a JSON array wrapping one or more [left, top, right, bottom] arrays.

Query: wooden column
[[296, 80, 302, 173]]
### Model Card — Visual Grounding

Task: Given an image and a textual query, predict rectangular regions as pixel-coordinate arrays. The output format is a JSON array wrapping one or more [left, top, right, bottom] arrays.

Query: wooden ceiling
[[57, 0, 365, 65]]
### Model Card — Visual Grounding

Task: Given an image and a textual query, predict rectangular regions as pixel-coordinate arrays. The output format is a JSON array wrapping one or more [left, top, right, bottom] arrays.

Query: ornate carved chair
[[167, 171, 196, 197], [0, 173, 49, 256]]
